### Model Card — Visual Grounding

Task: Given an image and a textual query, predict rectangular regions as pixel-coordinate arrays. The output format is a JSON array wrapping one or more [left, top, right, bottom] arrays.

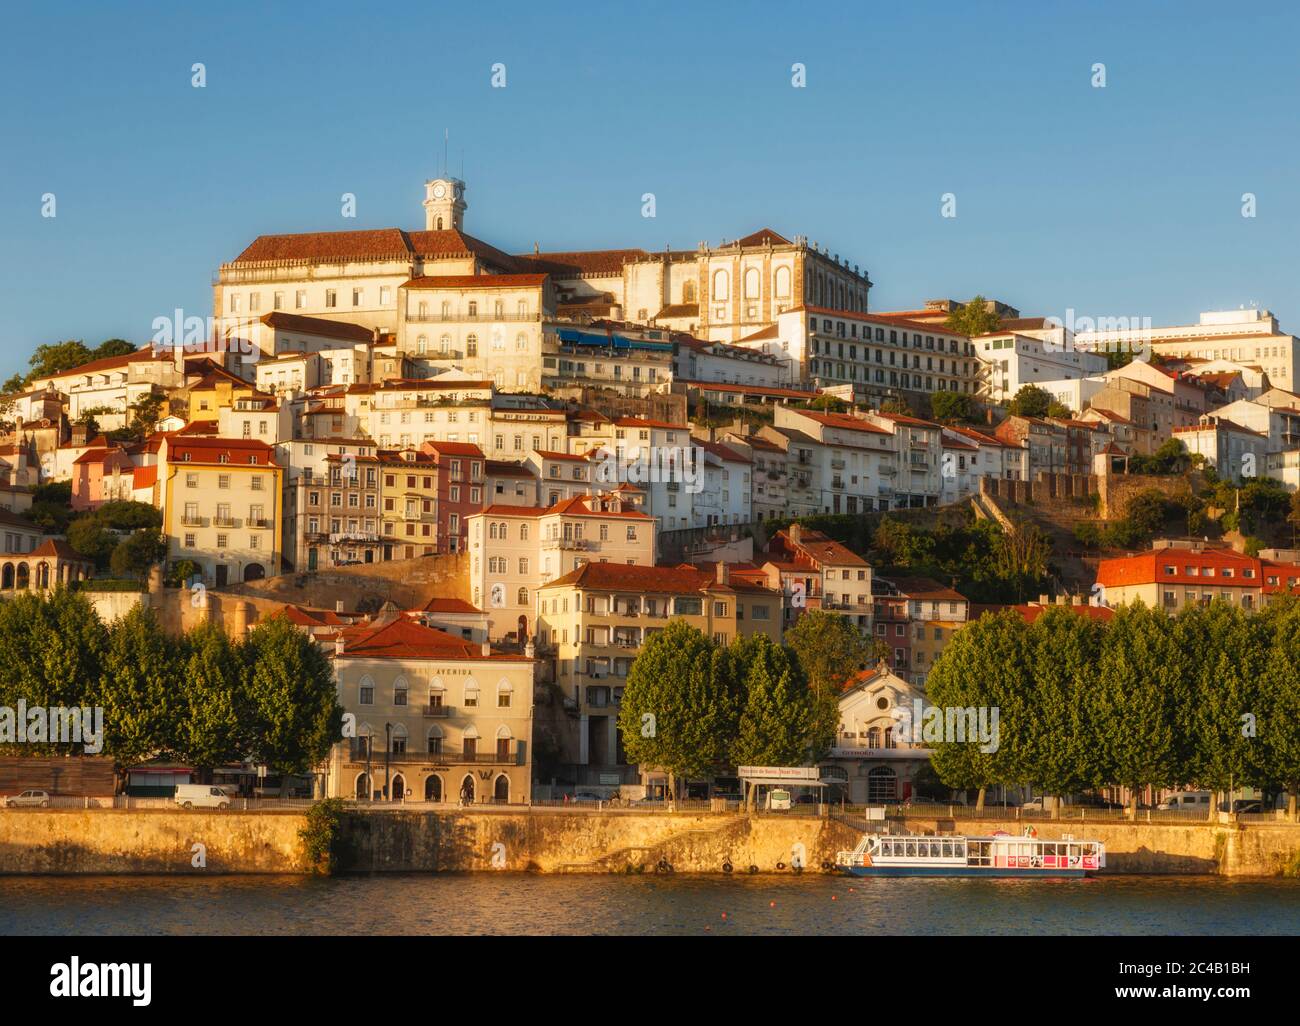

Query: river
[[2, 874, 1299, 935]]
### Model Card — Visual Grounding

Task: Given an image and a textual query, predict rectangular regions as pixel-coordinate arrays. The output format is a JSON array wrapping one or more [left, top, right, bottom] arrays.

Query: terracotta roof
[[232, 228, 520, 270], [167, 437, 278, 467], [133, 466, 158, 489], [792, 409, 892, 435], [28, 539, 87, 560], [485, 460, 536, 478], [730, 228, 792, 248], [1016, 603, 1114, 623], [1096, 550, 1266, 588], [736, 324, 780, 342], [422, 441, 485, 458], [260, 312, 375, 343], [36, 346, 163, 381], [800, 306, 969, 339], [880, 576, 966, 602], [773, 528, 869, 568], [679, 380, 820, 400], [513, 249, 649, 277], [653, 303, 699, 320], [333, 618, 523, 661], [401, 274, 547, 290], [533, 449, 591, 462], [420, 597, 482, 614], [694, 439, 752, 464], [542, 561, 774, 595]]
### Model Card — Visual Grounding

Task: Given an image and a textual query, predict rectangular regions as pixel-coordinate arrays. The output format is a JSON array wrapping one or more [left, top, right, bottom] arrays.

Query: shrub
[[299, 798, 347, 875]]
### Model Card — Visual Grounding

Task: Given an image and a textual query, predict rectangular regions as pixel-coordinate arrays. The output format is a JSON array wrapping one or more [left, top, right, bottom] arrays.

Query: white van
[[175, 784, 233, 810], [1157, 790, 1212, 811]]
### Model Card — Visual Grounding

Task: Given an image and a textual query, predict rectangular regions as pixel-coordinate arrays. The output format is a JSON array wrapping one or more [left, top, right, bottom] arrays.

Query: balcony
[[181, 515, 207, 527], [346, 743, 522, 766], [422, 704, 452, 718], [248, 518, 272, 529], [542, 537, 592, 551], [213, 516, 240, 529]]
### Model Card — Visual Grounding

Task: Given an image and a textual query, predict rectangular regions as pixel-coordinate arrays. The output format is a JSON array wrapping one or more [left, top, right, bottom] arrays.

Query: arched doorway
[[493, 774, 510, 804], [1, 564, 12, 589], [390, 773, 406, 802], [459, 774, 475, 806], [355, 773, 372, 800], [36, 563, 49, 589], [15, 563, 29, 590], [243, 563, 265, 582], [867, 766, 898, 803], [517, 614, 528, 641], [424, 774, 443, 802]]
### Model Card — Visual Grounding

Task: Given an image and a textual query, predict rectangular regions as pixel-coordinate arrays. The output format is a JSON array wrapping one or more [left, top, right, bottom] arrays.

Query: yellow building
[[159, 435, 283, 585], [325, 616, 535, 805], [182, 363, 261, 422]]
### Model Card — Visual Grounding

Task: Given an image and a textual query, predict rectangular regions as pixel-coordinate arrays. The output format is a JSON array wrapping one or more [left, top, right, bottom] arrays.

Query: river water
[[2, 874, 1298, 935]]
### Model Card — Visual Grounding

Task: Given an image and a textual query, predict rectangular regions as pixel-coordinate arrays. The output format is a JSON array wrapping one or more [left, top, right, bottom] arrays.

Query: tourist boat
[[835, 828, 1105, 878]]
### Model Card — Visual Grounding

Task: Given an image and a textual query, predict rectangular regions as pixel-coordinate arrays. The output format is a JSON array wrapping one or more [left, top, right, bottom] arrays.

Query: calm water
[[2, 874, 1298, 935]]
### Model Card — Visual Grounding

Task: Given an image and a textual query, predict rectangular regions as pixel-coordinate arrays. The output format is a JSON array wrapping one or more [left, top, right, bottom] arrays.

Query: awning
[[744, 777, 836, 788]]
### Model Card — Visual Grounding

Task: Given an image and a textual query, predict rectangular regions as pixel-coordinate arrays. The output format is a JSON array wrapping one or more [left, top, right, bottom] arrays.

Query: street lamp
[[385, 722, 392, 802]]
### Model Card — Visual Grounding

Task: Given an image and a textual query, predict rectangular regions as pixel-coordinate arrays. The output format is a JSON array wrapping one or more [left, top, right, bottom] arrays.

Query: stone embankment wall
[[0, 810, 307, 874], [2, 809, 1298, 877]]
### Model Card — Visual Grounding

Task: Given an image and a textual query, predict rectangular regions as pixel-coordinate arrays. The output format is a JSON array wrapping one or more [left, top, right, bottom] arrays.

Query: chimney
[[335, 599, 344, 614], [1038, 594, 1049, 605], [1071, 595, 1082, 606], [789, 523, 803, 545], [1056, 594, 1067, 606], [334, 636, 345, 656], [481, 640, 491, 657], [716, 562, 729, 585]]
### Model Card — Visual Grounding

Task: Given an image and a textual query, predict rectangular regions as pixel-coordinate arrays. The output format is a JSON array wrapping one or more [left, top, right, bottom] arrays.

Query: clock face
[[432, 183, 447, 199]]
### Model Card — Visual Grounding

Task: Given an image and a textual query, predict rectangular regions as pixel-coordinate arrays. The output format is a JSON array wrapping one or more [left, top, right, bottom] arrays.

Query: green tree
[[0, 589, 109, 755], [1006, 384, 1052, 418], [175, 622, 247, 779], [879, 398, 911, 415], [1087, 604, 1183, 818], [66, 516, 119, 567], [785, 608, 879, 735], [98, 604, 181, 764], [242, 615, 343, 778], [929, 390, 972, 423], [731, 634, 819, 774], [109, 528, 167, 580], [97, 500, 162, 530], [93, 339, 137, 360], [1255, 599, 1300, 820], [993, 520, 1051, 601], [1046, 400, 1072, 419], [1019, 607, 1106, 816], [943, 296, 1001, 338], [617, 620, 733, 796], [27, 340, 93, 381], [926, 609, 1028, 811]]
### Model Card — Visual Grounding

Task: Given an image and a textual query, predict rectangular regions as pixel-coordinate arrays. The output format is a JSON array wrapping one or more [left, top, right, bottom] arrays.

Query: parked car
[[570, 791, 605, 803], [793, 793, 819, 805], [1230, 800, 1263, 815], [633, 794, 666, 805], [175, 784, 233, 810], [1157, 790, 1212, 812], [4, 789, 50, 808]]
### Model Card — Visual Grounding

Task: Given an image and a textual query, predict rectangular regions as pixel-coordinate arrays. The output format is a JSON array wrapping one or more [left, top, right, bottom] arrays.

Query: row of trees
[[617, 610, 880, 800], [926, 600, 1300, 817], [0, 590, 342, 779]]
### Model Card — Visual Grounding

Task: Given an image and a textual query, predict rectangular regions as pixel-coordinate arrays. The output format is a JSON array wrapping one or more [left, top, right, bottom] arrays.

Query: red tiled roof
[[1016, 603, 1115, 623], [260, 312, 375, 343], [792, 409, 892, 435], [36, 346, 163, 381], [881, 576, 966, 602], [422, 441, 485, 458], [167, 437, 278, 466], [334, 618, 523, 661], [543, 561, 775, 595], [730, 228, 792, 248], [513, 249, 649, 277], [772, 528, 869, 568], [133, 466, 158, 489], [420, 597, 482, 614], [232, 228, 520, 270], [680, 380, 820, 400], [401, 274, 548, 290], [1096, 550, 1266, 588]]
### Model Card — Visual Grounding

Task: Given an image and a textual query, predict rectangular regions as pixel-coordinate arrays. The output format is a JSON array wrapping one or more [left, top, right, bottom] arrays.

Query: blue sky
[[1, 0, 1298, 378]]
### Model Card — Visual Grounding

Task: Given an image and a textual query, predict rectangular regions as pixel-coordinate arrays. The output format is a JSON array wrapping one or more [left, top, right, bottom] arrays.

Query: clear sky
[[1, 0, 1298, 378]]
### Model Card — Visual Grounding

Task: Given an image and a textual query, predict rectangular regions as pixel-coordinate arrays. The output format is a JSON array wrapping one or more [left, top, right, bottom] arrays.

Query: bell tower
[[423, 177, 467, 231]]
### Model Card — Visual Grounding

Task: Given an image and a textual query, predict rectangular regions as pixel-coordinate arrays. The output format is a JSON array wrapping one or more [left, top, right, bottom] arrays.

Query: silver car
[[5, 789, 50, 808]]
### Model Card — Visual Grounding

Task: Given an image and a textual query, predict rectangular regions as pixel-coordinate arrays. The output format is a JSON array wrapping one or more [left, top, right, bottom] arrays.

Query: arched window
[[712, 269, 729, 301], [355, 773, 372, 800], [867, 726, 882, 748], [417, 335, 428, 354], [390, 724, 408, 753], [463, 678, 479, 710], [743, 267, 760, 299], [436, 216, 444, 230], [427, 678, 444, 711], [519, 524, 528, 540], [495, 722, 512, 758], [466, 334, 478, 357], [493, 774, 510, 803], [390, 773, 406, 801], [459, 773, 475, 804], [517, 586, 528, 607], [427, 724, 444, 754], [358, 674, 375, 705], [774, 266, 791, 299], [682, 280, 696, 303], [497, 679, 513, 709], [462, 724, 479, 759], [424, 774, 443, 801], [393, 676, 408, 707]]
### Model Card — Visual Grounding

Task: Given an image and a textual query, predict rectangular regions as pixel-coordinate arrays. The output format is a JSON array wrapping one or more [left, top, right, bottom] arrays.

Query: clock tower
[[423, 177, 467, 232]]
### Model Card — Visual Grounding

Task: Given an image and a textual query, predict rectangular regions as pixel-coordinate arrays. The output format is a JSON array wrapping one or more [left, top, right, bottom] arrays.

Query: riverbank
[[2, 809, 1299, 876]]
